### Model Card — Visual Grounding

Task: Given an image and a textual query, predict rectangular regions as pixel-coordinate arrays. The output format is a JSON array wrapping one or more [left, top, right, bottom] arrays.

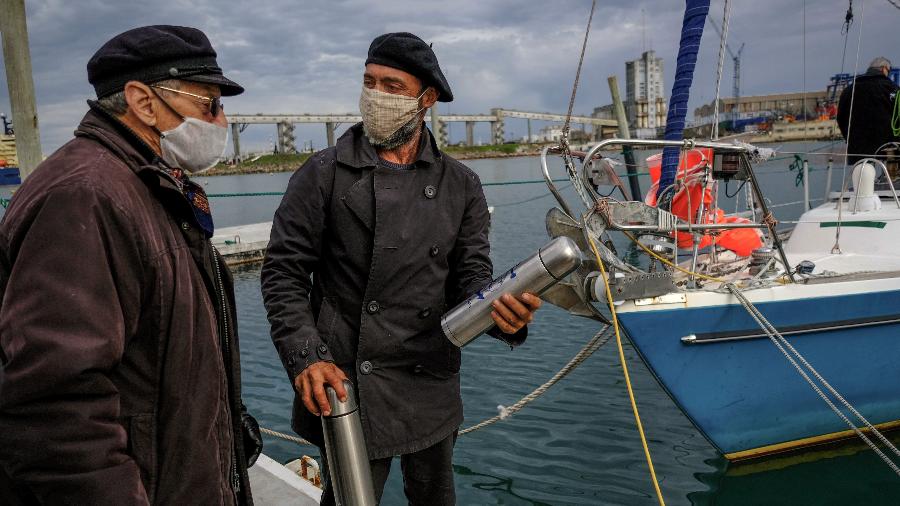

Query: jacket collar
[[857, 68, 893, 81], [336, 121, 442, 170], [76, 101, 161, 171], [76, 101, 185, 190]]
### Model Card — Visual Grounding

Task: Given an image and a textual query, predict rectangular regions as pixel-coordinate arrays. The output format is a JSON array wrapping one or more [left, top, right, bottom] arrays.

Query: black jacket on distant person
[[836, 68, 900, 163], [261, 123, 524, 459]]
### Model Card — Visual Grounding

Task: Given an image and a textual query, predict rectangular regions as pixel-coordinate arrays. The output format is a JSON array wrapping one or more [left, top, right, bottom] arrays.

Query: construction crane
[[707, 15, 744, 131]]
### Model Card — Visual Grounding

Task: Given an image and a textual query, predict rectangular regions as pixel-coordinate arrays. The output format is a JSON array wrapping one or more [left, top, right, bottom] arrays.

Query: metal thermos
[[441, 236, 582, 347], [321, 381, 376, 506]]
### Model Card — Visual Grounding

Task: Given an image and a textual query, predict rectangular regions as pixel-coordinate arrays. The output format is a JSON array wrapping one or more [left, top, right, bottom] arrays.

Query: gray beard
[[366, 116, 422, 150]]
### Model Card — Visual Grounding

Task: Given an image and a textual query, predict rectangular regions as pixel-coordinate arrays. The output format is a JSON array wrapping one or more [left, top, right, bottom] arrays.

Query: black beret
[[365, 32, 453, 102], [87, 25, 244, 98]]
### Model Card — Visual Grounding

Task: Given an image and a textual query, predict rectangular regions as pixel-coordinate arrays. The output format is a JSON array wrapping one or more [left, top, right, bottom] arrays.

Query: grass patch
[[444, 143, 522, 155]]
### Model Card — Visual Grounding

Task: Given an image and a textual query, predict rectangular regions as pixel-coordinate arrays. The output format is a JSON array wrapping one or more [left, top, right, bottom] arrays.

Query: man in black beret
[[0, 25, 261, 505], [262, 32, 542, 505]]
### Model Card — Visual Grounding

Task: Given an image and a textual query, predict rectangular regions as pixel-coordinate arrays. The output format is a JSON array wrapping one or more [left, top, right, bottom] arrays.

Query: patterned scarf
[[162, 167, 214, 238]]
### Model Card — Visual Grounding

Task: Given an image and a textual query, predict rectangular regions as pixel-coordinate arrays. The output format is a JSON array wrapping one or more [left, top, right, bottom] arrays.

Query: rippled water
[[202, 143, 900, 505]]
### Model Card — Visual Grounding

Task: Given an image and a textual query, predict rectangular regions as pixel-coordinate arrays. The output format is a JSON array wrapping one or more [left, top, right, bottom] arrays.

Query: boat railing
[[847, 157, 900, 211], [541, 138, 796, 284]]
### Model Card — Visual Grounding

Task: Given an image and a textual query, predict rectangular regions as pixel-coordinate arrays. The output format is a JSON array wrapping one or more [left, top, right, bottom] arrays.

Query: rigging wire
[[561, 0, 598, 211], [842, 0, 854, 34], [710, 0, 731, 140], [833, 0, 867, 254], [561, 0, 596, 143]]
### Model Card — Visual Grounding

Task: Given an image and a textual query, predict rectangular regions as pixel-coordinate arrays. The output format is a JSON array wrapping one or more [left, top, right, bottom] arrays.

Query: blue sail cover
[[656, 0, 711, 200]]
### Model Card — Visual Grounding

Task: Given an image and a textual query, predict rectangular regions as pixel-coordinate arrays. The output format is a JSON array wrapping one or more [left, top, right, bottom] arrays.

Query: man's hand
[[490, 293, 542, 334], [293, 362, 349, 416]]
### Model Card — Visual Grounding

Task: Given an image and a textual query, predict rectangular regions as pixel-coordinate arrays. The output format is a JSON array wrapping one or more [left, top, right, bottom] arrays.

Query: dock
[[213, 207, 494, 267], [248, 453, 321, 505], [212, 222, 272, 266]]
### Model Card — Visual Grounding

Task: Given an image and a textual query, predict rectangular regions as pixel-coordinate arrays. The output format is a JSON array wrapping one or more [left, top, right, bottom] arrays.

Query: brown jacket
[[0, 104, 254, 505]]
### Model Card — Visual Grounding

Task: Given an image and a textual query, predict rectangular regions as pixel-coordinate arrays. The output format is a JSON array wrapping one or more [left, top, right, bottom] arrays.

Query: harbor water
[[7, 141, 896, 504], [205, 141, 900, 505]]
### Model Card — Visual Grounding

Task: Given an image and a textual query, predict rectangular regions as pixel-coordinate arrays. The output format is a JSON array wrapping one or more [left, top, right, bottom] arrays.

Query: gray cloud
[[2, 0, 898, 153]]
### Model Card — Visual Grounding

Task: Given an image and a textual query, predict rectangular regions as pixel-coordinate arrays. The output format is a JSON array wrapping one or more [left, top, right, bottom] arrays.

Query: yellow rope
[[586, 232, 666, 506]]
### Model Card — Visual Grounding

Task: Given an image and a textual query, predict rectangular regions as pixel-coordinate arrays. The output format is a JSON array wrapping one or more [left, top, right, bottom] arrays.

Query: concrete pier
[[325, 122, 335, 147], [212, 222, 272, 266], [226, 110, 617, 153]]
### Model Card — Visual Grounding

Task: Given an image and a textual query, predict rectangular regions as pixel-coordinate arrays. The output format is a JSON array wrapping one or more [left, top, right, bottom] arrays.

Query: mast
[[656, 0, 711, 202]]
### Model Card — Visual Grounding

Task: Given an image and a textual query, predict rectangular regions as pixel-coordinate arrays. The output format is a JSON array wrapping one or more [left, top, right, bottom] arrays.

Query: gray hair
[[96, 79, 182, 116], [868, 57, 892, 71]]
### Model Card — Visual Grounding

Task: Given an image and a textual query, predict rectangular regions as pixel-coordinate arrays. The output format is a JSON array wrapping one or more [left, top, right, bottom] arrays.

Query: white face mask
[[159, 117, 229, 173], [359, 86, 426, 144]]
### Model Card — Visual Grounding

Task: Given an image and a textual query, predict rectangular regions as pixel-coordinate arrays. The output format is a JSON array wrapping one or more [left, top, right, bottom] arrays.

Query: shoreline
[[204, 146, 543, 176]]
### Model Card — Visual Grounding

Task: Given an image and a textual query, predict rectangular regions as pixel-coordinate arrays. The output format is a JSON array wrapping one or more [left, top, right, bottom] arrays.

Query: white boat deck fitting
[[248, 454, 321, 505]]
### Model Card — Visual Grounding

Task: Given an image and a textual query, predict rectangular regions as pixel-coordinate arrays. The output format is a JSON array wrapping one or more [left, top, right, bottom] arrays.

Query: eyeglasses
[[151, 85, 223, 117]]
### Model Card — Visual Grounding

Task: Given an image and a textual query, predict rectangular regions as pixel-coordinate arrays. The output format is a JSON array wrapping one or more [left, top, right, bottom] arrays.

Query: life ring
[[644, 149, 762, 257]]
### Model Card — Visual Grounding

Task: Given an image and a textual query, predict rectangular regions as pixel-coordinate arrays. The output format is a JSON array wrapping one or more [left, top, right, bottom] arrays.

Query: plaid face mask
[[358, 86, 426, 144]]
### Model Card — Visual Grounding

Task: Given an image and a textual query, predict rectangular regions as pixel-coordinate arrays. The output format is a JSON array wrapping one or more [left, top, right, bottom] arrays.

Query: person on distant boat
[[0, 26, 261, 505], [261, 32, 542, 505], [836, 56, 900, 164]]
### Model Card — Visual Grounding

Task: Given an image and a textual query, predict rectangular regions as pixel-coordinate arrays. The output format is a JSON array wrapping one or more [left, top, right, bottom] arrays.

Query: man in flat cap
[[262, 32, 542, 504], [0, 25, 261, 505]]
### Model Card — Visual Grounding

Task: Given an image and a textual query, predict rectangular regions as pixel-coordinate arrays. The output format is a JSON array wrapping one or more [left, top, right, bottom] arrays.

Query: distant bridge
[[225, 108, 618, 159]]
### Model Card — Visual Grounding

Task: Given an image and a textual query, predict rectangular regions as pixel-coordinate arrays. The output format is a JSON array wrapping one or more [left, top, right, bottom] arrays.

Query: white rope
[[260, 427, 313, 446], [260, 326, 613, 445], [711, 0, 732, 140], [460, 325, 612, 435], [725, 284, 900, 475]]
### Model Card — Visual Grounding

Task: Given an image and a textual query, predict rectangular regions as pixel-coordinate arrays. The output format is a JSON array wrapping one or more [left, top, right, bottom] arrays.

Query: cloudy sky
[[2, 0, 899, 154]]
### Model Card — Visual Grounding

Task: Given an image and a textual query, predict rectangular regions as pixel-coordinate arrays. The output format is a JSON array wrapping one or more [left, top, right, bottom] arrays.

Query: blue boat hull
[[616, 289, 900, 459]]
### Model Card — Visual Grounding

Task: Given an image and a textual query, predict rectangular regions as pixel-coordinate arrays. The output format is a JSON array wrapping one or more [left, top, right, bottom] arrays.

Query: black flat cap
[[365, 32, 453, 102], [87, 25, 244, 98]]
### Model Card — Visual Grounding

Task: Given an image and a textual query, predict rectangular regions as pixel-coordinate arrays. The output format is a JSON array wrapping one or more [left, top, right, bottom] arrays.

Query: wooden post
[[1, 0, 42, 180], [608, 75, 640, 200], [465, 121, 474, 146]]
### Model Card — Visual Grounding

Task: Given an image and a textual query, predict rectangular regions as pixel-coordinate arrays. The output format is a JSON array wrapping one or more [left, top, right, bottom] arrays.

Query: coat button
[[366, 301, 380, 314], [317, 344, 328, 358], [181, 221, 191, 231], [413, 364, 424, 374], [418, 307, 432, 319], [300, 348, 309, 358], [424, 185, 437, 199], [430, 245, 439, 257], [359, 360, 373, 375]]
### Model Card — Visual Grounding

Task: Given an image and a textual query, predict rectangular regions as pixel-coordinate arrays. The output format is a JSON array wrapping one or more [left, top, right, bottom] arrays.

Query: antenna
[[642, 9, 646, 52]]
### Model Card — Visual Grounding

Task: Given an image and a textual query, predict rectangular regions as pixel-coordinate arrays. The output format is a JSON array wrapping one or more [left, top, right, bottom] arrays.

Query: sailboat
[[537, 0, 900, 464]]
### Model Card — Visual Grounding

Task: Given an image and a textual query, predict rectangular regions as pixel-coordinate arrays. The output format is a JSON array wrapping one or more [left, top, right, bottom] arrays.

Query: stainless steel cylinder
[[441, 236, 582, 347], [321, 381, 376, 506]]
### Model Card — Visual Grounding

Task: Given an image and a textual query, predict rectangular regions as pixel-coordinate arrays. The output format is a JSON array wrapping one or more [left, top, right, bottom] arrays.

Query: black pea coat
[[262, 123, 523, 458]]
